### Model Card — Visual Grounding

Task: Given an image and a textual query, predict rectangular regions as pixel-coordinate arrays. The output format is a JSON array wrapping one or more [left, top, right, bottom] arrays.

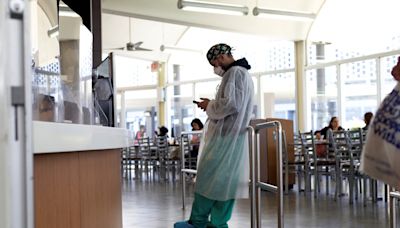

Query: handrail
[[389, 189, 400, 228], [250, 120, 284, 228], [248, 126, 256, 228], [180, 121, 285, 228], [254, 121, 280, 132], [180, 130, 202, 209]]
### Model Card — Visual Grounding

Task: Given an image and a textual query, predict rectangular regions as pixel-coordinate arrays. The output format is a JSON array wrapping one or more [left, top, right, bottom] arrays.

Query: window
[[306, 67, 338, 131], [260, 72, 296, 129], [381, 56, 398, 98], [340, 60, 377, 129], [114, 56, 157, 87]]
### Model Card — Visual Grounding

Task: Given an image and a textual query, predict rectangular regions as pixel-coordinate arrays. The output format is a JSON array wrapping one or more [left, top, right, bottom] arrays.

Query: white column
[[295, 41, 307, 132]]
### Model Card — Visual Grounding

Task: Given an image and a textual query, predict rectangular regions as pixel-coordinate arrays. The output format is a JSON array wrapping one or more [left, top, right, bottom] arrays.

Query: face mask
[[213, 66, 225, 77]]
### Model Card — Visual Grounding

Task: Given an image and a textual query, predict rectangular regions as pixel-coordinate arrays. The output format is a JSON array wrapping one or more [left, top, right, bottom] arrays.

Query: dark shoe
[[174, 221, 195, 228]]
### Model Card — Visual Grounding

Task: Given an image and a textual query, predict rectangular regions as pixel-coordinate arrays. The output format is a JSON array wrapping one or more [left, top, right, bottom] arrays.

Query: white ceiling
[[101, 0, 326, 59], [101, 0, 400, 61]]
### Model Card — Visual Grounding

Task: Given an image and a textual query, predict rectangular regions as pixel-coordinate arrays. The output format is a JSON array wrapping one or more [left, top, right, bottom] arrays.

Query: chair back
[[299, 130, 315, 163], [138, 137, 152, 159], [156, 136, 169, 160]]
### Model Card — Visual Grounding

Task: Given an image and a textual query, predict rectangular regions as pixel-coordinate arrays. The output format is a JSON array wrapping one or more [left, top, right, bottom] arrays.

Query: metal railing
[[180, 121, 284, 228], [180, 130, 202, 209], [250, 121, 284, 228], [389, 189, 400, 228]]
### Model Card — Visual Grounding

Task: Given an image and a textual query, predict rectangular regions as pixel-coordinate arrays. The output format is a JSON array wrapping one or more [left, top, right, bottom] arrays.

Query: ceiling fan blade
[[134, 47, 152, 51], [133, 41, 143, 47]]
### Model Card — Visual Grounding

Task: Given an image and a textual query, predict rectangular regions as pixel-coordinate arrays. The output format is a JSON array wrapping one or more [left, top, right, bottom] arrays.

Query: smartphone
[[193, 100, 200, 104]]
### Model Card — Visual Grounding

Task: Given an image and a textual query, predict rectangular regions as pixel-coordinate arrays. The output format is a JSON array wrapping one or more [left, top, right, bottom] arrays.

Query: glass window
[[167, 55, 209, 83], [258, 41, 294, 72], [117, 90, 158, 138], [117, 89, 157, 110], [114, 55, 157, 87], [260, 72, 296, 129], [381, 56, 398, 98], [306, 67, 338, 131], [166, 84, 194, 138], [193, 80, 220, 122], [308, 38, 400, 65], [340, 60, 377, 129]]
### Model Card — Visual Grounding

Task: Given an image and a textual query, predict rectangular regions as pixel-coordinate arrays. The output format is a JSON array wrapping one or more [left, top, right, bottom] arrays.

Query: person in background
[[190, 118, 204, 143], [175, 43, 254, 228], [320, 116, 344, 139], [190, 118, 204, 158], [314, 130, 322, 140], [135, 125, 146, 144], [314, 130, 327, 157], [38, 94, 55, 122], [155, 126, 169, 137], [363, 112, 373, 130]]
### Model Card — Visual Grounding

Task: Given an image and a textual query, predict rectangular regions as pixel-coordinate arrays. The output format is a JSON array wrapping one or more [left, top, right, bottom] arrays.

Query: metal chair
[[328, 129, 363, 204], [138, 137, 157, 178], [282, 132, 309, 193], [301, 130, 336, 198]]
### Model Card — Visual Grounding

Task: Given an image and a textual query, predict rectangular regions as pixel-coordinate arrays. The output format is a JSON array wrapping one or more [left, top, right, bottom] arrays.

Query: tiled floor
[[122, 175, 393, 228]]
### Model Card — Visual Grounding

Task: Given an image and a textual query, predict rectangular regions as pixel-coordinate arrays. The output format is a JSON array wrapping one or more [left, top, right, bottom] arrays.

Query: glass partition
[[31, 0, 94, 125]]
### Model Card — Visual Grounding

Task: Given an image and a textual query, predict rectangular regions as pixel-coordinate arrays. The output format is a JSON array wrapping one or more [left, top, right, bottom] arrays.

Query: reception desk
[[33, 121, 130, 228]]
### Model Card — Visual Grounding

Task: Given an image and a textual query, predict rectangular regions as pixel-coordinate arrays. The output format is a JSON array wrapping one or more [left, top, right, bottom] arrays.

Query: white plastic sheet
[[195, 66, 254, 201], [361, 83, 400, 189]]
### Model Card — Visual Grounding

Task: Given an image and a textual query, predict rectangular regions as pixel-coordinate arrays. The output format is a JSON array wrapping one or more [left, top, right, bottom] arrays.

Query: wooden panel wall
[[79, 150, 122, 228], [34, 149, 122, 228]]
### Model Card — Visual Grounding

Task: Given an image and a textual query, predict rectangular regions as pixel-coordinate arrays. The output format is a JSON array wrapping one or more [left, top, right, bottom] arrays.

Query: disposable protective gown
[[195, 59, 254, 201]]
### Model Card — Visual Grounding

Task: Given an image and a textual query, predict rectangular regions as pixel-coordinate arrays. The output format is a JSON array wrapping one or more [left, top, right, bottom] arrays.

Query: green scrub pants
[[189, 193, 235, 228]]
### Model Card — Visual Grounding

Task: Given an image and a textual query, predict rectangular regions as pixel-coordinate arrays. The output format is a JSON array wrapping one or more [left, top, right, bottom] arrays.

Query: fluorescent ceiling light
[[47, 25, 59, 38], [160, 45, 203, 54], [253, 7, 316, 21], [177, 0, 248, 16]]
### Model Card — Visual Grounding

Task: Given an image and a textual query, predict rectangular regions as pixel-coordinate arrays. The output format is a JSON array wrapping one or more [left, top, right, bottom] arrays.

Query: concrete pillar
[[158, 62, 166, 126], [295, 41, 306, 132]]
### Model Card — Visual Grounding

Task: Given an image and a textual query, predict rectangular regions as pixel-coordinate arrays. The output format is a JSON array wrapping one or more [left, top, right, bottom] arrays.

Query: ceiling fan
[[105, 17, 152, 52]]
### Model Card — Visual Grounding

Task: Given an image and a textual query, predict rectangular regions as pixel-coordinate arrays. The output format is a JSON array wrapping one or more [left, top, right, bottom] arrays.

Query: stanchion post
[[276, 123, 284, 228], [255, 130, 262, 228], [248, 126, 256, 228], [253, 121, 284, 228], [390, 193, 396, 228], [181, 136, 186, 209]]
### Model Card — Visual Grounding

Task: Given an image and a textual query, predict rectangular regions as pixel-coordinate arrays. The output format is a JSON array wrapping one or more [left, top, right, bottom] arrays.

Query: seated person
[[314, 130, 322, 140], [155, 126, 169, 137], [320, 116, 344, 139], [314, 130, 326, 157], [134, 125, 146, 144], [38, 94, 55, 122], [362, 112, 373, 130], [190, 118, 204, 158]]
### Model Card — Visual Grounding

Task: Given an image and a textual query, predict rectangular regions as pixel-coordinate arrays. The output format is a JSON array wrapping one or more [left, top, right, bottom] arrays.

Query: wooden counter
[[33, 121, 130, 228]]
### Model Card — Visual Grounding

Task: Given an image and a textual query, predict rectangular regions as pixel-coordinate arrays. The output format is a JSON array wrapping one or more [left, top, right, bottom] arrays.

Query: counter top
[[33, 121, 131, 154]]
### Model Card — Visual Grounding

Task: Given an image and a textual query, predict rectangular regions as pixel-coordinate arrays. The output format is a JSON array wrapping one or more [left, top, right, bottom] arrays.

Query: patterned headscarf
[[206, 43, 232, 64]]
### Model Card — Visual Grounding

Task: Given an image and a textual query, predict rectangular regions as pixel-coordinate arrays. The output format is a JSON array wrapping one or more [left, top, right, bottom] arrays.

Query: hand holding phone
[[197, 98, 210, 111]]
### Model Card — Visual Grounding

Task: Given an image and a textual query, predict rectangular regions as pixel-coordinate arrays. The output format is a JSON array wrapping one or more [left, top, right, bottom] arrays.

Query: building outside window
[[259, 72, 296, 127], [306, 66, 338, 131]]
